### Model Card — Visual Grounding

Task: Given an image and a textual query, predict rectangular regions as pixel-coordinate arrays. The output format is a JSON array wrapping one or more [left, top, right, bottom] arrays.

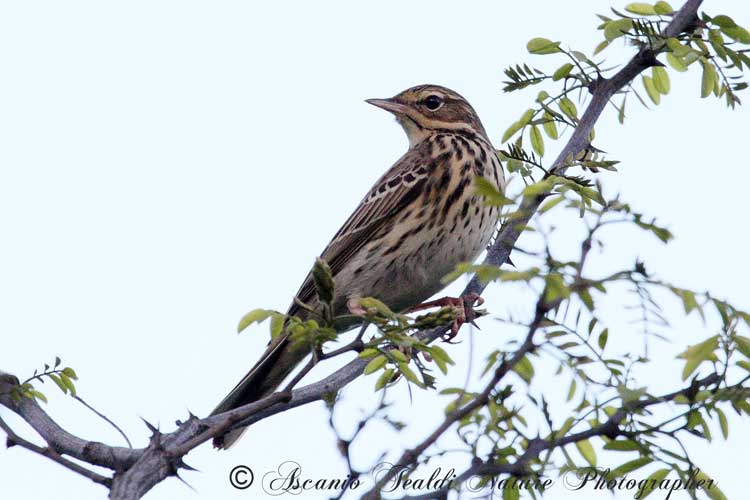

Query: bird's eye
[[423, 95, 443, 111]]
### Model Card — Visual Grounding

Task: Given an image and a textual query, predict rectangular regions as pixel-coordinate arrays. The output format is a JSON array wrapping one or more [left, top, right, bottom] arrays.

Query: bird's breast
[[335, 134, 504, 314]]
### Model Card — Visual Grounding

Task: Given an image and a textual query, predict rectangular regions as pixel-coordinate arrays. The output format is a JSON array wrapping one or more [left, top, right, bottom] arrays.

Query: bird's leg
[[405, 292, 485, 341]]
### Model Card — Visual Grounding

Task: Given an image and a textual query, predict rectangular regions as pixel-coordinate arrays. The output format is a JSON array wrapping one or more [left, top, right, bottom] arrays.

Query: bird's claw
[[405, 292, 486, 342]]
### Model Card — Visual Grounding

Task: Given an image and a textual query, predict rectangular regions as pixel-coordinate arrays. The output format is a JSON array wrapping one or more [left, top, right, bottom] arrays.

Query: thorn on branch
[[638, 50, 663, 70], [140, 416, 159, 435], [177, 458, 199, 473], [683, 13, 705, 33], [173, 470, 197, 492]]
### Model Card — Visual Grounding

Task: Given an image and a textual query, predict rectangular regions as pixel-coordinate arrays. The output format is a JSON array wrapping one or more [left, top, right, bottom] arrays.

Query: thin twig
[[396, 373, 722, 500], [73, 395, 133, 448]]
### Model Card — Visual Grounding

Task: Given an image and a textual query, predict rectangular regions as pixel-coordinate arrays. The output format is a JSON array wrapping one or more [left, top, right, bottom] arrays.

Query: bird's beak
[[365, 97, 410, 115]]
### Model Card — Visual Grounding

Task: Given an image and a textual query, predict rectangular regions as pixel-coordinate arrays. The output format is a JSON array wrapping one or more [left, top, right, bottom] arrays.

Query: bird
[[211, 84, 506, 448]]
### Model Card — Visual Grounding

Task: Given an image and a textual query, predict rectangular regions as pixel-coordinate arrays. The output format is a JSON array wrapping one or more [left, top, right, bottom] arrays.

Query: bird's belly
[[335, 203, 497, 315]]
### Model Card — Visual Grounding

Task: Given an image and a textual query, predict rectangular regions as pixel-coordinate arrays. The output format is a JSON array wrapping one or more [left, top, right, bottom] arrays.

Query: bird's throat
[[396, 115, 430, 148]]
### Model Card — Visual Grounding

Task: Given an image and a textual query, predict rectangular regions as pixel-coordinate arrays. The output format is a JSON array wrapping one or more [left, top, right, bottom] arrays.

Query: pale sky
[[1, 1, 749, 500]]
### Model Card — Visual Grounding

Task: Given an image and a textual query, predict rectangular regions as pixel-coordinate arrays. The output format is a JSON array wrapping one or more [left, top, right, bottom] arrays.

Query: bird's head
[[366, 84, 488, 147]]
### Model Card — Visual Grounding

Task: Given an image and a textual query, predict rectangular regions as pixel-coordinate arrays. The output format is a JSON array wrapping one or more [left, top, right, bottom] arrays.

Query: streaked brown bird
[[212, 84, 506, 448]]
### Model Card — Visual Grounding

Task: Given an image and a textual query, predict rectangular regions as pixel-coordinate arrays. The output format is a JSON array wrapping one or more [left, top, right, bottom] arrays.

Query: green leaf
[[358, 348, 380, 359], [238, 309, 275, 333], [48, 374, 68, 394], [530, 125, 545, 157], [503, 484, 520, 500], [566, 379, 577, 401], [709, 29, 728, 61], [604, 19, 634, 41], [269, 312, 285, 338], [684, 50, 701, 68], [604, 439, 641, 451], [398, 362, 424, 387], [575, 439, 597, 466], [312, 257, 335, 305], [618, 385, 647, 403], [472, 264, 505, 284], [544, 273, 570, 303], [554, 417, 575, 439], [432, 355, 448, 375], [666, 52, 687, 72], [522, 177, 555, 198], [640, 469, 671, 499], [735, 336, 750, 358], [712, 15, 737, 29], [59, 373, 76, 396], [429, 345, 455, 366], [654, 1, 673, 15], [498, 268, 541, 282], [722, 26, 750, 44], [642, 75, 661, 105], [542, 113, 559, 139], [358, 297, 395, 318], [610, 457, 652, 477], [519, 108, 535, 126], [375, 368, 394, 391], [552, 63, 574, 81], [473, 176, 513, 206], [62, 367, 78, 380], [701, 60, 718, 98], [579, 288, 594, 311], [666, 37, 690, 56], [28, 390, 48, 403], [513, 356, 535, 383], [501, 121, 524, 143], [694, 470, 727, 500], [593, 40, 610, 55], [571, 50, 588, 62], [559, 97, 578, 120], [652, 67, 671, 94], [598, 328, 609, 350], [716, 407, 729, 439], [527, 37, 561, 55], [390, 349, 408, 363], [678, 335, 720, 380], [364, 355, 387, 375], [625, 3, 656, 16]]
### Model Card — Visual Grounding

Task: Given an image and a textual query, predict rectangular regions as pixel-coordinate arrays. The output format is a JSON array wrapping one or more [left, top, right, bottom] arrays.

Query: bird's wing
[[288, 147, 435, 315]]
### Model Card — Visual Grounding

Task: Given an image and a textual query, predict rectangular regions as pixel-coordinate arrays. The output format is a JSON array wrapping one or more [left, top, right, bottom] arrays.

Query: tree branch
[[0, 372, 140, 470], [396, 372, 722, 500], [0, 2, 706, 499], [0, 415, 112, 487]]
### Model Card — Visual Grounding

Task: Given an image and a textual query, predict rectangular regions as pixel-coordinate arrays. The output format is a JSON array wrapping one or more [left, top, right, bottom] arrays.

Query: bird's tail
[[210, 334, 308, 449]]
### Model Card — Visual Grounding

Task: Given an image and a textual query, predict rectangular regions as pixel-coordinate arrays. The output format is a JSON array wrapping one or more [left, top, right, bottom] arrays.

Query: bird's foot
[[405, 292, 485, 342]]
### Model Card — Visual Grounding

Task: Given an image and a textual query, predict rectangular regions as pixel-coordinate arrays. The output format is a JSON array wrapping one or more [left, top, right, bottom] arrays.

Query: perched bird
[[211, 84, 506, 448]]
